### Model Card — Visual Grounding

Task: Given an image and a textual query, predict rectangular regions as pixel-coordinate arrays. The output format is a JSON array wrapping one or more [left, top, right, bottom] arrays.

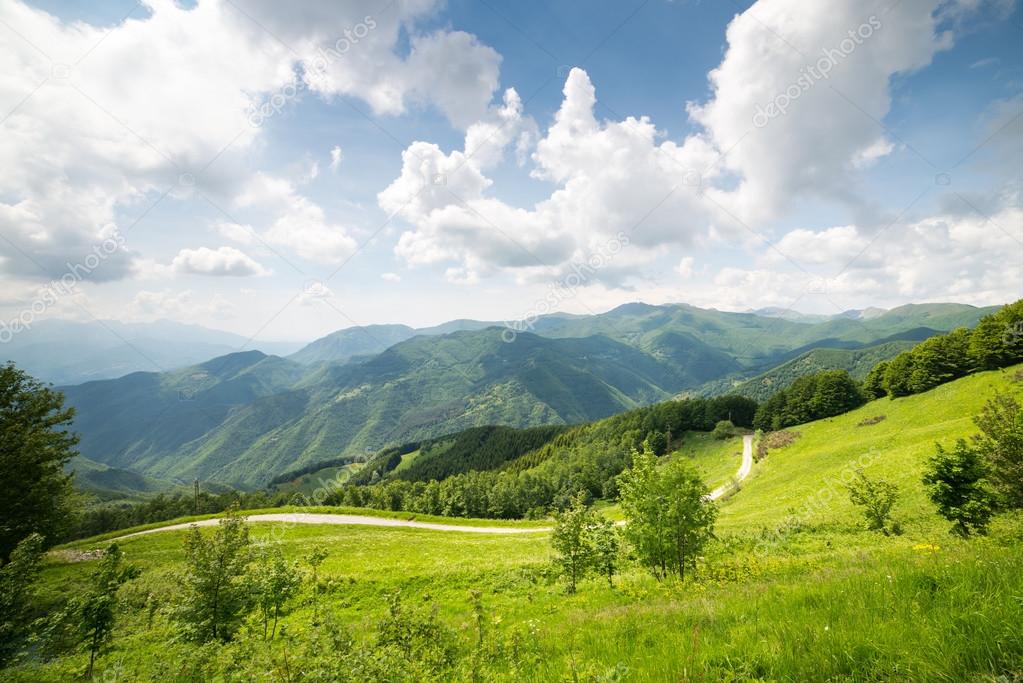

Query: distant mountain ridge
[[57, 301, 1000, 490], [1, 319, 301, 385]]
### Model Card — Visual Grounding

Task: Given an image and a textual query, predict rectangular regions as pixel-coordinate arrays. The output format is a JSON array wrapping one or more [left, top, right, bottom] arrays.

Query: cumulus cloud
[[171, 246, 269, 277], [236, 173, 357, 263], [380, 0, 1010, 305], [0, 0, 503, 285], [381, 272, 402, 282]]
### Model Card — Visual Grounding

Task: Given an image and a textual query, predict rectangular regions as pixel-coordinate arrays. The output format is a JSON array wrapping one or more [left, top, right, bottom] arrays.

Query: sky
[[0, 0, 1021, 344]]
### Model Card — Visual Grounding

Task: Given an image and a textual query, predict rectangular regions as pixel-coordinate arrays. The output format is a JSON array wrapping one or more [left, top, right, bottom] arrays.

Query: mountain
[[288, 324, 417, 365], [58, 301, 1000, 490], [288, 320, 500, 365], [1, 319, 302, 385], [64, 329, 694, 488]]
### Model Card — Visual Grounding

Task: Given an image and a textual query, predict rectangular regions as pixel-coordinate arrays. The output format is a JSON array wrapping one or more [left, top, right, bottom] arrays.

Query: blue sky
[[1, 0, 1021, 343]]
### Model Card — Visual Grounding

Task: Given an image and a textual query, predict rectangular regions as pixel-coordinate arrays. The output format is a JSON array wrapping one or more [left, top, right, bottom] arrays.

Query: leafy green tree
[[254, 545, 302, 640], [908, 329, 972, 393], [0, 533, 44, 665], [646, 430, 668, 456], [74, 544, 140, 677], [971, 394, 1023, 509], [883, 352, 915, 398], [923, 440, 996, 537], [619, 448, 716, 580], [969, 300, 1023, 370], [811, 370, 865, 417], [550, 494, 597, 592], [845, 469, 901, 535], [304, 548, 329, 623], [176, 509, 253, 642], [590, 519, 621, 588], [711, 420, 736, 440], [0, 363, 79, 561], [862, 361, 889, 399]]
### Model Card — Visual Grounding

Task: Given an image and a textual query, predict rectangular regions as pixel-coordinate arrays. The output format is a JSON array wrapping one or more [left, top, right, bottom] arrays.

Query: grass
[[12, 365, 1023, 681], [670, 431, 745, 489]]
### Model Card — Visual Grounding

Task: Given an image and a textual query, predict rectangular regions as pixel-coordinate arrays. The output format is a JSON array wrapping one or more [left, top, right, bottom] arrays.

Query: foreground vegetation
[[3, 362, 1022, 680]]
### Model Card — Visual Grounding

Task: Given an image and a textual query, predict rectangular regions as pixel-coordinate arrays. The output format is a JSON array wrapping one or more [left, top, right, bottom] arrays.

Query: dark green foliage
[[969, 300, 1023, 370], [711, 420, 737, 440], [924, 440, 996, 537], [907, 328, 972, 393], [0, 533, 44, 665], [845, 469, 901, 535], [753, 370, 864, 431], [862, 361, 889, 399], [618, 447, 716, 580], [0, 363, 79, 561], [971, 394, 1023, 509], [883, 352, 916, 397], [394, 425, 569, 482], [176, 510, 254, 642]]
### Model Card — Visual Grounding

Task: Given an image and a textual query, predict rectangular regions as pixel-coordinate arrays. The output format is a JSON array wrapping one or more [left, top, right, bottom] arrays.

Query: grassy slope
[[671, 431, 744, 489], [17, 366, 1023, 681], [718, 364, 1023, 534]]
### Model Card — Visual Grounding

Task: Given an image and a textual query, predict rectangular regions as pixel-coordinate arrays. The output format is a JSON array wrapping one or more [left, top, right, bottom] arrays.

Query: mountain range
[[54, 301, 998, 490]]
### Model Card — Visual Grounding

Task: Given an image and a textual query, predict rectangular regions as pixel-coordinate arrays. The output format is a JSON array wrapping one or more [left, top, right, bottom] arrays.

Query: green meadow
[[10, 366, 1023, 681]]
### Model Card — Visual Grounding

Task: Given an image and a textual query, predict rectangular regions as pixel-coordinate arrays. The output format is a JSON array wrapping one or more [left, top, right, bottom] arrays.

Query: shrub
[[923, 440, 996, 537], [857, 415, 887, 427], [845, 469, 901, 535], [175, 509, 254, 642]]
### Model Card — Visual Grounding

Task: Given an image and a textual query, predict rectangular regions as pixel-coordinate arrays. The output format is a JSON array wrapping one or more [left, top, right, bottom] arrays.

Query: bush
[[845, 469, 901, 535], [712, 420, 738, 440], [923, 440, 996, 537]]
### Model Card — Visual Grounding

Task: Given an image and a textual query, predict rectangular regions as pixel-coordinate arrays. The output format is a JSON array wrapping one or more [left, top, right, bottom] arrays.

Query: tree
[[845, 469, 901, 535], [862, 361, 889, 399], [0, 533, 44, 665], [0, 363, 79, 562], [883, 352, 915, 398], [811, 370, 865, 417], [549, 494, 597, 593], [711, 420, 736, 440], [971, 394, 1023, 509], [619, 448, 716, 580], [75, 544, 140, 677], [176, 509, 253, 642], [590, 519, 621, 588], [254, 545, 302, 640], [304, 548, 329, 623], [969, 300, 1023, 370], [908, 329, 972, 393], [923, 440, 996, 537]]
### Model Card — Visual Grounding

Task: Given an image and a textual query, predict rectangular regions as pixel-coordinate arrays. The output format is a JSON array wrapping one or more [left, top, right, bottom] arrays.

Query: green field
[[9, 366, 1023, 681]]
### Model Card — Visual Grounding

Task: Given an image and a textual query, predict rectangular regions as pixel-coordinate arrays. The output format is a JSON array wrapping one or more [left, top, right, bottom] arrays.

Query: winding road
[[105, 435, 756, 541]]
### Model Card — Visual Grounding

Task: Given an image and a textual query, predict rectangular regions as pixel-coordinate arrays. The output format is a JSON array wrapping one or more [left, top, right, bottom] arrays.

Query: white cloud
[[171, 246, 269, 277], [676, 257, 695, 279], [237, 173, 357, 263], [297, 281, 334, 305], [0, 0, 503, 285], [329, 146, 344, 172], [130, 288, 235, 321], [381, 272, 401, 282], [689, 0, 956, 222], [380, 0, 1002, 294]]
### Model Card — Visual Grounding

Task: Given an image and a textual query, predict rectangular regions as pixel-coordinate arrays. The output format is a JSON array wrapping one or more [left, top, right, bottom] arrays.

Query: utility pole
[[193, 478, 199, 514]]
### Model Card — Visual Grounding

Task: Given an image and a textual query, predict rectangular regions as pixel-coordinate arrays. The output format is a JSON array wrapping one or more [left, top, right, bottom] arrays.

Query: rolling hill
[[60, 301, 998, 491]]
